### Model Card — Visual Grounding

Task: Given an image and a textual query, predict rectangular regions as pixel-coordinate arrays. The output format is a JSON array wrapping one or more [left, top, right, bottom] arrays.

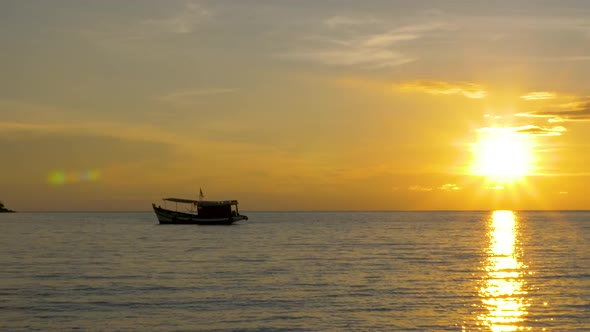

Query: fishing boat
[[152, 197, 248, 225]]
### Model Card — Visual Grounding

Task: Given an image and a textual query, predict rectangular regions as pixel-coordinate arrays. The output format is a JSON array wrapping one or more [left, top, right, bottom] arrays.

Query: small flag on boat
[[199, 188, 205, 200]]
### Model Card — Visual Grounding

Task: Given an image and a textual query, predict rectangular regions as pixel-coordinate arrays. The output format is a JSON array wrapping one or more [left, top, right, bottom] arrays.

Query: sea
[[0, 211, 588, 331]]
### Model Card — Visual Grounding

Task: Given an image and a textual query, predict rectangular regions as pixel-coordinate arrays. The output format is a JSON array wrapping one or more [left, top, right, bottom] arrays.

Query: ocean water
[[0, 211, 588, 331]]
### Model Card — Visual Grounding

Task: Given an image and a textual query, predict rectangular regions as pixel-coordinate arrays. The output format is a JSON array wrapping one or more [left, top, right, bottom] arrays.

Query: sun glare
[[471, 127, 535, 183]]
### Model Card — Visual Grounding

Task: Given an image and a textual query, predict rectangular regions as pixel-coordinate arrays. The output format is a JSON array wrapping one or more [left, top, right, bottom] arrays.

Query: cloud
[[521, 91, 556, 100], [283, 48, 415, 68], [323, 16, 381, 28], [76, 2, 211, 46], [0, 121, 181, 146], [279, 18, 446, 68], [141, 2, 210, 35], [157, 88, 235, 104], [408, 183, 461, 192], [477, 125, 566, 137], [439, 183, 460, 191], [280, 34, 416, 68], [516, 99, 590, 122], [398, 80, 487, 99], [514, 124, 567, 136], [408, 185, 433, 192]]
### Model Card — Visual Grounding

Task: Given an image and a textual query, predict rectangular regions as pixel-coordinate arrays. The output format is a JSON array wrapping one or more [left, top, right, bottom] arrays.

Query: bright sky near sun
[[1, 1, 590, 211]]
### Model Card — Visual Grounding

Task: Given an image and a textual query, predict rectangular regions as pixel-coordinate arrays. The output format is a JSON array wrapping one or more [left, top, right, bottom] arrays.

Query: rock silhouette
[[0, 201, 15, 213]]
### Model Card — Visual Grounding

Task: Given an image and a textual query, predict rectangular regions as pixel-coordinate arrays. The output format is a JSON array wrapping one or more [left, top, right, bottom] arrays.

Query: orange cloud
[[398, 80, 487, 99], [521, 91, 556, 100]]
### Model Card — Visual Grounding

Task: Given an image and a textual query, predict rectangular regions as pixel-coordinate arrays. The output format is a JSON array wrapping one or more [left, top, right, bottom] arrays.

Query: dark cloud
[[517, 99, 590, 122], [514, 125, 566, 136]]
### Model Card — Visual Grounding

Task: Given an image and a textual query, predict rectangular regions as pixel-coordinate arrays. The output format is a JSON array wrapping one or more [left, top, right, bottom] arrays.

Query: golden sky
[[2, 1, 590, 211]]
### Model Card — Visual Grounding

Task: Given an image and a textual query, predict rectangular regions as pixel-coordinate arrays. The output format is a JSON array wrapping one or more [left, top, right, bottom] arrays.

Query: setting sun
[[471, 127, 536, 183]]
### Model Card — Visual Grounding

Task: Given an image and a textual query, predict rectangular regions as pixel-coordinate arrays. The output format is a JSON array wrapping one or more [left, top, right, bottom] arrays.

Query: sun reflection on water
[[478, 210, 530, 331]]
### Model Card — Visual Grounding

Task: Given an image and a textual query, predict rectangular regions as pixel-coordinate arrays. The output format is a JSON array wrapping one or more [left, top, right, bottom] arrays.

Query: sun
[[471, 127, 536, 184]]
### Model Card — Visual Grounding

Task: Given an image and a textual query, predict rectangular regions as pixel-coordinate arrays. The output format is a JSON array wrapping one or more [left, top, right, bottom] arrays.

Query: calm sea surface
[[0, 211, 588, 331]]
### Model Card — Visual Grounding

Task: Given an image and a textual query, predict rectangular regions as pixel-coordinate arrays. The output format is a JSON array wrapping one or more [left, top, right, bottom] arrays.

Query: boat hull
[[152, 204, 247, 225]]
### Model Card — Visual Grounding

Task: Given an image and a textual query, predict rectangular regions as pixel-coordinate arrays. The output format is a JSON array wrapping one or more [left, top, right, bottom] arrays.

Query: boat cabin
[[162, 198, 241, 218]]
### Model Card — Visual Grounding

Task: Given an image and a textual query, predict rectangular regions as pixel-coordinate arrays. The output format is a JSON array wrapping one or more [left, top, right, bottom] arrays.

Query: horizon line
[[7, 209, 590, 213]]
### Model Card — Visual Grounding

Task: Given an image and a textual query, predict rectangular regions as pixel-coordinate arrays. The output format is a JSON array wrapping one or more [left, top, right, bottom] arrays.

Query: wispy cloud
[[476, 125, 566, 137], [142, 2, 210, 35], [279, 18, 446, 68], [283, 48, 415, 68], [157, 88, 235, 104], [517, 99, 590, 122], [280, 35, 416, 68], [398, 80, 487, 99], [521, 91, 556, 100], [77, 2, 211, 46], [0, 121, 181, 146], [0, 119, 273, 168], [408, 185, 433, 192], [323, 16, 381, 28], [552, 56, 590, 62]]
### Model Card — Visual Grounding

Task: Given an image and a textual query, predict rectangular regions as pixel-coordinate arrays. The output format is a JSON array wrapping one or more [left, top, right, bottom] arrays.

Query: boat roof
[[163, 198, 238, 206]]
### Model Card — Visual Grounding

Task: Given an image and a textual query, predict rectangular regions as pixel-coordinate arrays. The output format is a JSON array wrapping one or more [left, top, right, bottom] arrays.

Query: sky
[[1, 0, 590, 211]]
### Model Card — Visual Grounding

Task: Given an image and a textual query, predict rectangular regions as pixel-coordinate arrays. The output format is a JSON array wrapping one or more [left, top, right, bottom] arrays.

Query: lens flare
[[48, 170, 101, 185]]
